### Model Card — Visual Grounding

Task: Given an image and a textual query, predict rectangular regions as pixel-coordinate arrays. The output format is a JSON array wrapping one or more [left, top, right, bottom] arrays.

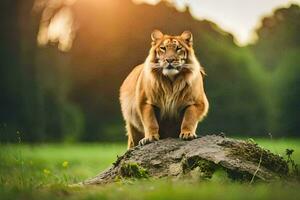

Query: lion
[[120, 30, 209, 149]]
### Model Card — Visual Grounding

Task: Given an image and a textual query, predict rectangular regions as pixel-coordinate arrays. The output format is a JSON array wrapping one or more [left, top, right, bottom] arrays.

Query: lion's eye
[[160, 46, 166, 51], [176, 46, 182, 51]]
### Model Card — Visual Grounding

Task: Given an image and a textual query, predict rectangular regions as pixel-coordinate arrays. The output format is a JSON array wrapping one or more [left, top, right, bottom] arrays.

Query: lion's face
[[156, 38, 187, 77], [149, 30, 194, 78]]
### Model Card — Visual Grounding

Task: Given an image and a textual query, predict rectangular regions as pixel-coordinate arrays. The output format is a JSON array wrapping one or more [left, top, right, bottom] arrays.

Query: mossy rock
[[119, 162, 149, 179], [82, 135, 291, 185]]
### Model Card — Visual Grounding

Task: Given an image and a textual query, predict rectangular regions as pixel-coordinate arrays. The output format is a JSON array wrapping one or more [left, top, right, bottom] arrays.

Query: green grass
[[0, 138, 299, 200]]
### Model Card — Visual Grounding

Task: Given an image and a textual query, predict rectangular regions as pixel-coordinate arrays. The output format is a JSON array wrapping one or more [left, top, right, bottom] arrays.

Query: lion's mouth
[[162, 65, 180, 78], [166, 64, 175, 70]]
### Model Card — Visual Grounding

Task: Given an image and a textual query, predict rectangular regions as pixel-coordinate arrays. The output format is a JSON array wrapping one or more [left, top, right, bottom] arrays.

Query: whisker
[[182, 64, 194, 69], [149, 62, 163, 69]]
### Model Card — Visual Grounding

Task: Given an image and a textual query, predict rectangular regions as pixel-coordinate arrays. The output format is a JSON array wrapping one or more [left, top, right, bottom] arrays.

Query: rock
[[82, 135, 288, 185]]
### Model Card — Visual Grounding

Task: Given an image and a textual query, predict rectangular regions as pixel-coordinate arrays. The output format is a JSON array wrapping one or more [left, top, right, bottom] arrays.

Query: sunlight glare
[[137, 0, 300, 45], [47, 7, 75, 51], [35, 0, 77, 52]]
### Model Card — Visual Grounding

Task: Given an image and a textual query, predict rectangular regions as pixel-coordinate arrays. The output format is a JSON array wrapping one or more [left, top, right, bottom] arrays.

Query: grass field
[[0, 138, 300, 200]]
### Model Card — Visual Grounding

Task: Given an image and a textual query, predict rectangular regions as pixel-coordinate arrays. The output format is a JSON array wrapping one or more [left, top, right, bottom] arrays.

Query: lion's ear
[[181, 31, 193, 46], [151, 29, 163, 42]]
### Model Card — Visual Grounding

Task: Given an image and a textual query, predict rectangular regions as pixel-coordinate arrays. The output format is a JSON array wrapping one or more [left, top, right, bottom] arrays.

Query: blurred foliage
[[251, 4, 300, 136], [0, 0, 299, 142]]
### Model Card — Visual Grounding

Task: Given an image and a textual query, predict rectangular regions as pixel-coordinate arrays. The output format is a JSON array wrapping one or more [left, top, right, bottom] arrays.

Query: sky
[[134, 0, 300, 45]]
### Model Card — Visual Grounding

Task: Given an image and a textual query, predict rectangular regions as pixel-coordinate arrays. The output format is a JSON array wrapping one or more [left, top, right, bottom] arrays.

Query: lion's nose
[[166, 58, 175, 63], [167, 65, 174, 69]]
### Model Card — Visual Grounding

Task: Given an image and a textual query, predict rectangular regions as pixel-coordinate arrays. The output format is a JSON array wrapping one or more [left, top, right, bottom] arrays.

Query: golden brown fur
[[120, 30, 209, 148]]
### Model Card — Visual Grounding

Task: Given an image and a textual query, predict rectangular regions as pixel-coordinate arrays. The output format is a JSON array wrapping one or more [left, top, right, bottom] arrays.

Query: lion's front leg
[[139, 103, 160, 145], [180, 103, 206, 140]]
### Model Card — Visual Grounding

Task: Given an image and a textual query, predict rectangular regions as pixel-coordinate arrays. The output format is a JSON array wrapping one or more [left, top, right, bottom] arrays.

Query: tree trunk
[[82, 135, 289, 185]]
